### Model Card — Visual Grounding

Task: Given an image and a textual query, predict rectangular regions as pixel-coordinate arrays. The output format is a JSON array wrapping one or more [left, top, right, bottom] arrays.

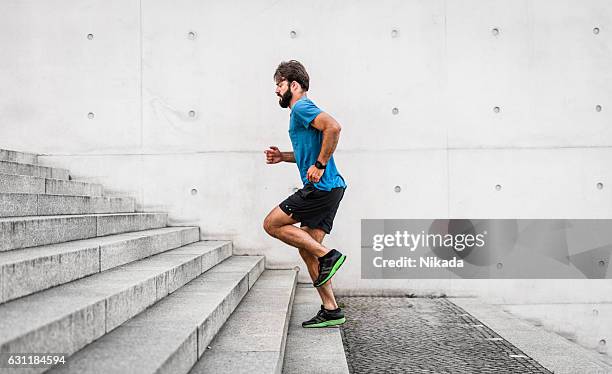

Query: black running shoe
[[302, 305, 346, 328], [314, 249, 346, 287]]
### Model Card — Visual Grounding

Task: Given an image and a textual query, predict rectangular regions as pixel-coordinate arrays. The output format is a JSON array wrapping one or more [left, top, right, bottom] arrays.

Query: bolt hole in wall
[[595, 104, 602, 112], [597, 182, 604, 190], [187, 31, 196, 40], [289, 30, 297, 38], [190, 188, 198, 196], [87, 33, 94, 40], [188, 110, 196, 118], [495, 184, 502, 191], [87, 112, 94, 119]]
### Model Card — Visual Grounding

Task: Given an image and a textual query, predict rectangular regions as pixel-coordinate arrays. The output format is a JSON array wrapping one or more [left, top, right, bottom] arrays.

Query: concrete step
[[47, 255, 265, 374], [0, 149, 38, 165], [0, 193, 135, 218], [0, 160, 69, 180], [0, 240, 234, 374], [0, 226, 200, 304], [282, 285, 350, 374], [0, 173, 104, 196], [0, 212, 168, 252], [190, 269, 298, 374]]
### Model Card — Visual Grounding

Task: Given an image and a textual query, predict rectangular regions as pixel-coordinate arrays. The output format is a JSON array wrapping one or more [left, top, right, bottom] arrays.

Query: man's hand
[[307, 165, 324, 183], [265, 146, 283, 164]]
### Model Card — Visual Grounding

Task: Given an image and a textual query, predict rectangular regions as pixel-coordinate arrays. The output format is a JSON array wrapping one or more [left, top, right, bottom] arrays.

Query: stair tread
[[0, 172, 100, 186], [281, 286, 350, 374], [47, 255, 265, 374], [0, 212, 166, 223], [190, 269, 298, 374], [0, 226, 198, 265], [0, 241, 232, 345]]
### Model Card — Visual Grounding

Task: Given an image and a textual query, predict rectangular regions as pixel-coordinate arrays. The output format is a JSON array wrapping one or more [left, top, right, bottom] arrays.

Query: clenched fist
[[264, 146, 282, 164], [307, 165, 324, 183]]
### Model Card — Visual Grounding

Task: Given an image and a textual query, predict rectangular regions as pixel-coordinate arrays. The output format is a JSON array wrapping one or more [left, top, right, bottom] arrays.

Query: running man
[[263, 60, 348, 328]]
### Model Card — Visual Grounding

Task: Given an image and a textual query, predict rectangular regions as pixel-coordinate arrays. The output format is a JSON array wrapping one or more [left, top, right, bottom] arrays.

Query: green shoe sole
[[302, 317, 346, 328], [314, 255, 346, 288]]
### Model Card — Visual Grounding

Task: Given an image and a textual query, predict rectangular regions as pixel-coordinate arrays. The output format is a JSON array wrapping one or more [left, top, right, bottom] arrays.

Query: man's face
[[275, 79, 292, 108]]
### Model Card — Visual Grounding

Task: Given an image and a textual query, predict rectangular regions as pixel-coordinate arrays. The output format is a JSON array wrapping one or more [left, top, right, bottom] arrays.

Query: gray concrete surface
[[0, 240, 232, 374], [452, 298, 612, 374], [0, 193, 38, 217], [47, 255, 264, 374], [0, 212, 168, 251], [191, 269, 298, 374], [0, 227, 201, 303], [44, 178, 104, 196], [0, 173, 104, 197], [0, 173, 45, 195], [0, 160, 69, 180], [0, 149, 38, 165], [282, 285, 350, 374], [0, 193, 135, 217]]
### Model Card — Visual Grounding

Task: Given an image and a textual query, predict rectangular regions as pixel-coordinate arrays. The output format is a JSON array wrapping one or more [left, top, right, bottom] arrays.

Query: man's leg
[[263, 206, 329, 258], [298, 226, 338, 310]]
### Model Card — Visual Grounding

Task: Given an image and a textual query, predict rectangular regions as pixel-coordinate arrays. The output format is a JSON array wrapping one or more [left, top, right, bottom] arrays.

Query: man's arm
[[265, 146, 295, 164], [310, 112, 342, 165], [281, 152, 296, 163]]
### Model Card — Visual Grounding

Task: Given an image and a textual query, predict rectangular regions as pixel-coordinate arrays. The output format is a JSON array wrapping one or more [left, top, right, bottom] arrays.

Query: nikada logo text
[[372, 230, 487, 252]]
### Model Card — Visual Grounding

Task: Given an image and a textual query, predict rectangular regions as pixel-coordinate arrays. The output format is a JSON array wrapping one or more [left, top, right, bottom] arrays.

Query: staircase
[[0, 148, 298, 374]]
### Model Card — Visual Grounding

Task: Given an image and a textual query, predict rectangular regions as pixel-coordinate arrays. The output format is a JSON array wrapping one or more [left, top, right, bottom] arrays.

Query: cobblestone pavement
[[337, 297, 552, 374]]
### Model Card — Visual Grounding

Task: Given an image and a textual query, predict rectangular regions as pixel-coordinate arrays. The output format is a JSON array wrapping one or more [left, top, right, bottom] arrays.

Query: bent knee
[[262, 216, 278, 237]]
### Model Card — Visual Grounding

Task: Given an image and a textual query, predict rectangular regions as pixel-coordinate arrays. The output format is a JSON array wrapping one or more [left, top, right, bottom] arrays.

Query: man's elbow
[[329, 122, 342, 134]]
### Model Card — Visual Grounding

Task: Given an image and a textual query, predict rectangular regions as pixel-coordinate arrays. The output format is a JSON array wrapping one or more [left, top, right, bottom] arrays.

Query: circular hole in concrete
[[596, 105, 602, 112], [495, 184, 502, 191], [594, 27, 600, 35], [492, 28, 500, 36], [599, 260, 606, 267], [188, 110, 196, 118], [493, 106, 501, 113], [391, 29, 399, 38], [496, 262, 503, 269], [600, 339, 607, 346], [597, 182, 604, 190], [392, 107, 399, 115], [87, 112, 95, 119], [289, 30, 297, 38], [87, 33, 94, 40], [190, 188, 198, 196], [187, 31, 196, 40], [394, 185, 401, 193]]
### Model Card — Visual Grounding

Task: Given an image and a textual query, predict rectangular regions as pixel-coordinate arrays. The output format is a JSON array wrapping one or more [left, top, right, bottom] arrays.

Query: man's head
[[274, 60, 310, 108]]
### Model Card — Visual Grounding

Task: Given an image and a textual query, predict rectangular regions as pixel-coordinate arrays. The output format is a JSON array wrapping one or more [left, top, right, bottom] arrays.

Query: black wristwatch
[[315, 160, 327, 170]]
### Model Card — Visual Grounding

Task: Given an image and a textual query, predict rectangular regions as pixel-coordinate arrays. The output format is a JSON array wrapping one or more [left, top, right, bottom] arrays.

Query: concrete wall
[[1, 0, 611, 303]]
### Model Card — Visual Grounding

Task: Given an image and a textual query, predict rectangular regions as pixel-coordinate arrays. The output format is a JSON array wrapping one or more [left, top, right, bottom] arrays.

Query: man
[[263, 60, 348, 328]]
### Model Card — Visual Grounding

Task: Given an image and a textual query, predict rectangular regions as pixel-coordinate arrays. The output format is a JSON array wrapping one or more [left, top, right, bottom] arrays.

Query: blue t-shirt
[[289, 97, 347, 191]]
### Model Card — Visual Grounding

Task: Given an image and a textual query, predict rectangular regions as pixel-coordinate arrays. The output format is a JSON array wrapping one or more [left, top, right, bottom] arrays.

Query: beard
[[278, 89, 292, 108]]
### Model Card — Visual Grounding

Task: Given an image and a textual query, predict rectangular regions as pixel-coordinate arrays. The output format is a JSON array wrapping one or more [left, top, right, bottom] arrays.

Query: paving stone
[[337, 297, 552, 374]]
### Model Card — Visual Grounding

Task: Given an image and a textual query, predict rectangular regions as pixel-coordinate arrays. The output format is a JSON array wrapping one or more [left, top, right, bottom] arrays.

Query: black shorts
[[279, 183, 346, 234]]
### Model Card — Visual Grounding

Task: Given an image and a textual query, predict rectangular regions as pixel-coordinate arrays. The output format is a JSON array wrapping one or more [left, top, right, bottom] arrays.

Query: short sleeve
[[292, 99, 322, 129]]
